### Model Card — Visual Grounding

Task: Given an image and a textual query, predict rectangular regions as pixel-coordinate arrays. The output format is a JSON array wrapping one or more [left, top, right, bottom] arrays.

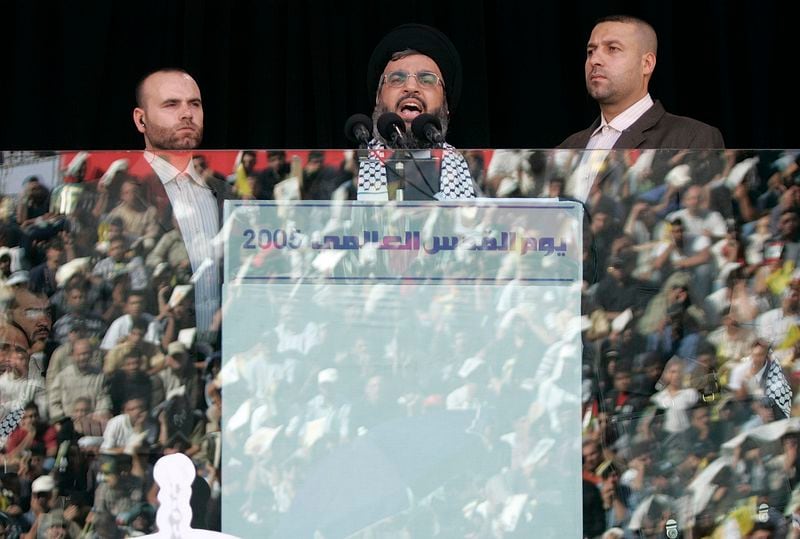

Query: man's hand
[[92, 410, 111, 423], [63, 504, 79, 522], [600, 481, 616, 508]]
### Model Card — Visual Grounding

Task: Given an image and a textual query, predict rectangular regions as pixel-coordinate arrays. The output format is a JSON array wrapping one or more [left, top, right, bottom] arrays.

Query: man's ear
[[133, 108, 146, 134], [642, 52, 656, 77]]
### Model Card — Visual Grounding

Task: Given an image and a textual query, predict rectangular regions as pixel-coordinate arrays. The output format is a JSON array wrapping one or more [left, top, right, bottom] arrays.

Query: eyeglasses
[[16, 307, 50, 320], [382, 70, 443, 89]]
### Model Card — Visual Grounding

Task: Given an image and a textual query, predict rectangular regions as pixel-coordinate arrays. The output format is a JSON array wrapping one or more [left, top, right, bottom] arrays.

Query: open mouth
[[397, 99, 425, 121]]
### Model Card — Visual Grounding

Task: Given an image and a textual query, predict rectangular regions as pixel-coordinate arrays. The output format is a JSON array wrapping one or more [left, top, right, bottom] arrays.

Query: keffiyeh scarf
[[0, 407, 24, 450], [357, 139, 475, 200], [763, 359, 792, 418]]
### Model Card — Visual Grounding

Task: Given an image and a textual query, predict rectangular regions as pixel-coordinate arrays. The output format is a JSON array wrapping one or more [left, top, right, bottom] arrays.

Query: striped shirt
[[145, 153, 220, 336], [573, 94, 655, 202]]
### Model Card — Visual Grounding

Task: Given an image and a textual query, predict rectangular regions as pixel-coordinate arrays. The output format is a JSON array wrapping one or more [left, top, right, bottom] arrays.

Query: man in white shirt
[[651, 217, 713, 298], [664, 185, 727, 240], [754, 285, 800, 349], [558, 15, 724, 202], [100, 397, 147, 454], [728, 339, 792, 418], [728, 340, 770, 397], [99, 291, 154, 351], [132, 68, 231, 342]]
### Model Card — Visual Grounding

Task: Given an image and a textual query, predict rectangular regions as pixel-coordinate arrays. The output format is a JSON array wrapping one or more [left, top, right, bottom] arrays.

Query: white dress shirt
[[145, 153, 220, 336], [572, 94, 655, 202], [100, 413, 134, 451], [100, 313, 155, 351]]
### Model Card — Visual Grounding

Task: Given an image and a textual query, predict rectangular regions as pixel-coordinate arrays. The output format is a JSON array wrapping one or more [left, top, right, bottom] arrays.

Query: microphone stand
[[394, 161, 405, 201], [391, 125, 406, 201]]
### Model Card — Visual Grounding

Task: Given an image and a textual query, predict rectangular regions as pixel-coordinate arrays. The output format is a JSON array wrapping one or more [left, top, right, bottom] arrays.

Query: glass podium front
[[0, 148, 798, 538]]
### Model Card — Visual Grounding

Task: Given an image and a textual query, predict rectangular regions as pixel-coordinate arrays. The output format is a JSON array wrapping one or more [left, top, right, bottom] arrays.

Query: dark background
[[2, 0, 797, 151]]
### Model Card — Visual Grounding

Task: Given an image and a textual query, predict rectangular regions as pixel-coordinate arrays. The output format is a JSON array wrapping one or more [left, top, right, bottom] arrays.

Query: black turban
[[367, 23, 462, 111]]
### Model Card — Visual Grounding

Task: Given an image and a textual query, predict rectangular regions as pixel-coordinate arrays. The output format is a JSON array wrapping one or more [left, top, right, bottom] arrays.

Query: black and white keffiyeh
[[0, 407, 24, 450], [763, 359, 792, 418], [357, 139, 475, 200]]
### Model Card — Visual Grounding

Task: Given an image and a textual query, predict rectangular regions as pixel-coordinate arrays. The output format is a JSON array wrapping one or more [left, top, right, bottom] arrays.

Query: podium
[[221, 197, 583, 537]]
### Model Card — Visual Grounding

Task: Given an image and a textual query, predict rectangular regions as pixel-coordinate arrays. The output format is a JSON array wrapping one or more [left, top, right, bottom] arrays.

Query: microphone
[[344, 113, 373, 148], [376, 113, 407, 148], [377, 113, 438, 201], [411, 113, 444, 146]]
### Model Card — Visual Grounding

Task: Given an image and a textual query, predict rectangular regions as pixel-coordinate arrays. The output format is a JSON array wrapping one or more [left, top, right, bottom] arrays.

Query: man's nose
[[179, 104, 194, 119], [402, 74, 422, 90]]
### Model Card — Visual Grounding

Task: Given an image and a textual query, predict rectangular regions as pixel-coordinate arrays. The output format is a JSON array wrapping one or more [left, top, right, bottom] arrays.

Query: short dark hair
[[108, 216, 125, 229], [45, 238, 64, 252], [109, 236, 128, 249], [595, 15, 658, 55], [24, 401, 40, 413], [780, 208, 800, 220], [135, 67, 191, 108], [131, 316, 149, 332], [126, 290, 146, 302], [122, 351, 142, 364], [29, 442, 46, 457], [66, 281, 86, 295], [749, 519, 776, 533], [669, 216, 685, 228]]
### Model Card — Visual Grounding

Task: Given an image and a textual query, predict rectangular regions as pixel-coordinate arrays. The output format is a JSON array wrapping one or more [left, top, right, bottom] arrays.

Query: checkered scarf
[[0, 407, 24, 450], [763, 359, 792, 418], [357, 139, 475, 200]]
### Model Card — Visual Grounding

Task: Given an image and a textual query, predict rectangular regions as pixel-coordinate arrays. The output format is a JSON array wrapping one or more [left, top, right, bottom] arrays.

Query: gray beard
[[371, 103, 449, 149]]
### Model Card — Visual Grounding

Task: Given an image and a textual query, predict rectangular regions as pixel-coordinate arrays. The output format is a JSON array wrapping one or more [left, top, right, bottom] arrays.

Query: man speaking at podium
[[356, 24, 475, 201], [131, 68, 231, 343]]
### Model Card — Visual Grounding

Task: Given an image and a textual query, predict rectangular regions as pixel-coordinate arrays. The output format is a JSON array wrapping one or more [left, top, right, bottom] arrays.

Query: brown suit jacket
[[124, 155, 234, 343], [558, 101, 725, 149]]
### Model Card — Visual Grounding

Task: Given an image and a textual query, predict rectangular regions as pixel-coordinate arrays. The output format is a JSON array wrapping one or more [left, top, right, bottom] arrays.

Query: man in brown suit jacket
[[559, 15, 724, 151]]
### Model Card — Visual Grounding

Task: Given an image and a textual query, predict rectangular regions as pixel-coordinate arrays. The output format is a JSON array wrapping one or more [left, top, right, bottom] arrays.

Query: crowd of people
[[0, 153, 235, 538], [536, 147, 800, 539], [0, 147, 798, 538]]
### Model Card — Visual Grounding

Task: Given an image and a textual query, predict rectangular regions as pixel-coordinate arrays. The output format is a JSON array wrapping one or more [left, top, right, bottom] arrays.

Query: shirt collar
[[144, 151, 207, 189], [591, 94, 655, 138]]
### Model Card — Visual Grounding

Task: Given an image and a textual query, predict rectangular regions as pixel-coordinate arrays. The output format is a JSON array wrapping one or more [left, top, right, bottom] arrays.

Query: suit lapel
[[205, 176, 231, 224], [614, 101, 665, 149]]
